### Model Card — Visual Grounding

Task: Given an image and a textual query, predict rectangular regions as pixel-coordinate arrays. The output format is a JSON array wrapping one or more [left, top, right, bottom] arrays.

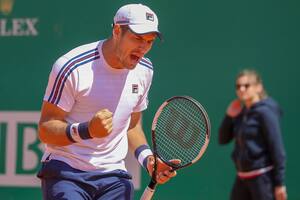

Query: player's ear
[[112, 24, 121, 37]]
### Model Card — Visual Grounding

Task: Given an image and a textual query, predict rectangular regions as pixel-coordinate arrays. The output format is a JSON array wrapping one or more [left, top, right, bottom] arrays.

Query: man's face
[[115, 26, 157, 69]]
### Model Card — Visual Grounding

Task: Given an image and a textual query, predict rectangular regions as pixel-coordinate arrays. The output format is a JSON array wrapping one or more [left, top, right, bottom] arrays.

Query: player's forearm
[[127, 124, 149, 152], [127, 112, 153, 171], [128, 126, 153, 172], [38, 119, 72, 146], [127, 112, 150, 152]]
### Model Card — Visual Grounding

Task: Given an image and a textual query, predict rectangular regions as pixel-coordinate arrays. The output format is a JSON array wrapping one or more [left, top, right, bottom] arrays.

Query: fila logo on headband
[[132, 84, 139, 93], [146, 12, 154, 21]]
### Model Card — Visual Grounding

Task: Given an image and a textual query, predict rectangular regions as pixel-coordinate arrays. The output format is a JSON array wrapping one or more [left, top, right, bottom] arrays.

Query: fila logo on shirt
[[132, 84, 139, 94]]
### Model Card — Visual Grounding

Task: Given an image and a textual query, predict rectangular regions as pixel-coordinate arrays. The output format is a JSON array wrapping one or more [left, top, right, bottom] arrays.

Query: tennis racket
[[140, 96, 211, 200]]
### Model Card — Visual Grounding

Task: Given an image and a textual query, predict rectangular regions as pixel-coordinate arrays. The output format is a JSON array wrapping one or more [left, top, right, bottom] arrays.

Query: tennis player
[[37, 4, 176, 200]]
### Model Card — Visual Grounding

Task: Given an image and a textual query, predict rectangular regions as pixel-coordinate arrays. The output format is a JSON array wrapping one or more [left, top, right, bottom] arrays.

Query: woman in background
[[219, 69, 287, 200]]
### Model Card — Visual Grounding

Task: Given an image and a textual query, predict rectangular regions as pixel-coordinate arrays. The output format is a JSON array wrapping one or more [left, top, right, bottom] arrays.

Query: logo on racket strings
[[165, 108, 199, 149]]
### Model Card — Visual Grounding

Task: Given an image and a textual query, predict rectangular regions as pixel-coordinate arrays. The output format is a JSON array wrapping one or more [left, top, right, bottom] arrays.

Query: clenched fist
[[88, 109, 113, 138]]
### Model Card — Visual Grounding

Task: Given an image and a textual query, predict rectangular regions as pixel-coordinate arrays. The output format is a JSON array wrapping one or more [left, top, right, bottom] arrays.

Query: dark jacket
[[219, 97, 286, 186]]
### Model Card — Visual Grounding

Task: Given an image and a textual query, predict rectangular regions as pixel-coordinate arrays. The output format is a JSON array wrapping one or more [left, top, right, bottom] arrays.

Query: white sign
[[0, 18, 39, 36], [0, 112, 141, 189]]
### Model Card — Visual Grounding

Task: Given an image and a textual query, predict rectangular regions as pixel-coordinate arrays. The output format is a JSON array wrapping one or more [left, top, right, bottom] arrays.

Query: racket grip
[[140, 186, 155, 200]]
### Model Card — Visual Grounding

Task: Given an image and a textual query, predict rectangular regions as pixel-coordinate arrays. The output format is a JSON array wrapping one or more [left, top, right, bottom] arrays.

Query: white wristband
[[135, 145, 153, 169], [68, 123, 81, 142], [138, 149, 153, 167]]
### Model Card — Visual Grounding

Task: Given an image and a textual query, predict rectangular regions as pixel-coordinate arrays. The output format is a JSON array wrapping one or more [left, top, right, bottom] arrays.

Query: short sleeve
[[132, 68, 153, 113], [43, 56, 76, 112]]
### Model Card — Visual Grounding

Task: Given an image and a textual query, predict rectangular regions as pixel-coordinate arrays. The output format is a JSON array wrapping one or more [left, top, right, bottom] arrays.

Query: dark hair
[[112, 23, 130, 34], [236, 69, 268, 99]]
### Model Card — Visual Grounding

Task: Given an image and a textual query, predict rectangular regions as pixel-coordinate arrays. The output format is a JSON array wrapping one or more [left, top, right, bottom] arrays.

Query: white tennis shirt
[[41, 40, 154, 172]]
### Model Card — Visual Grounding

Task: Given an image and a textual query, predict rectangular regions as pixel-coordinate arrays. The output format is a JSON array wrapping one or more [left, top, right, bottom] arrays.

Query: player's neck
[[102, 38, 123, 69]]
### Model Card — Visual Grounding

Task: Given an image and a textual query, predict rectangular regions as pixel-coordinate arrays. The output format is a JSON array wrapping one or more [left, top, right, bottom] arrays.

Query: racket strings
[[155, 98, 208, 167], [157, 114, 205, 159], [156, 117, 203, 165]]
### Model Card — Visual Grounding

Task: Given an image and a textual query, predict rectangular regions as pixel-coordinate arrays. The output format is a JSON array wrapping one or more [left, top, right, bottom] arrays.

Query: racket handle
[[140, 186, 155, 200], [140, 180, 157, 200]]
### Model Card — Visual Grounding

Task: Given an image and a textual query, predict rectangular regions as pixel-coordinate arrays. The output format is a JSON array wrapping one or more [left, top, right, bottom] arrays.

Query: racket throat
[[148, 179, 157, 190]]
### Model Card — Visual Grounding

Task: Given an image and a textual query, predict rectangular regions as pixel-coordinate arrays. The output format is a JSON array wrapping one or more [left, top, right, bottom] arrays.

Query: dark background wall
[[1, 0, 299, 199]]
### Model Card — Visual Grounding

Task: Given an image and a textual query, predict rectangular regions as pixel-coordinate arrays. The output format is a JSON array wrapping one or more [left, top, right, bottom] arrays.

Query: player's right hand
[[88, 109, 113, 138], [146, 155, 180, 184], [226, 99, 243, 118]]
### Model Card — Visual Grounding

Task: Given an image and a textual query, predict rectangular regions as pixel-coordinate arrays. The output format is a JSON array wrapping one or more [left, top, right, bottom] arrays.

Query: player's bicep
[[39, 101, 68, 124], [38, 101, 71, 146], [128, 112, 142, 131]]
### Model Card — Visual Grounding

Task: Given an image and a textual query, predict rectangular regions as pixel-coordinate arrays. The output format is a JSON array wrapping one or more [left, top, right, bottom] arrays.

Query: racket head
[[151, 96, 210, 170]]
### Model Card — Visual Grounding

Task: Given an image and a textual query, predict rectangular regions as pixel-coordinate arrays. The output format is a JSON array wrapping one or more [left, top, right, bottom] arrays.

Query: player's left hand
[[146, 155, 181, 184]]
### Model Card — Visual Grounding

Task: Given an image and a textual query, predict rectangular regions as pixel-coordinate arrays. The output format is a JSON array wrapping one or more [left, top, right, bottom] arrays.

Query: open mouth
[[130, 54, 141, 63]]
